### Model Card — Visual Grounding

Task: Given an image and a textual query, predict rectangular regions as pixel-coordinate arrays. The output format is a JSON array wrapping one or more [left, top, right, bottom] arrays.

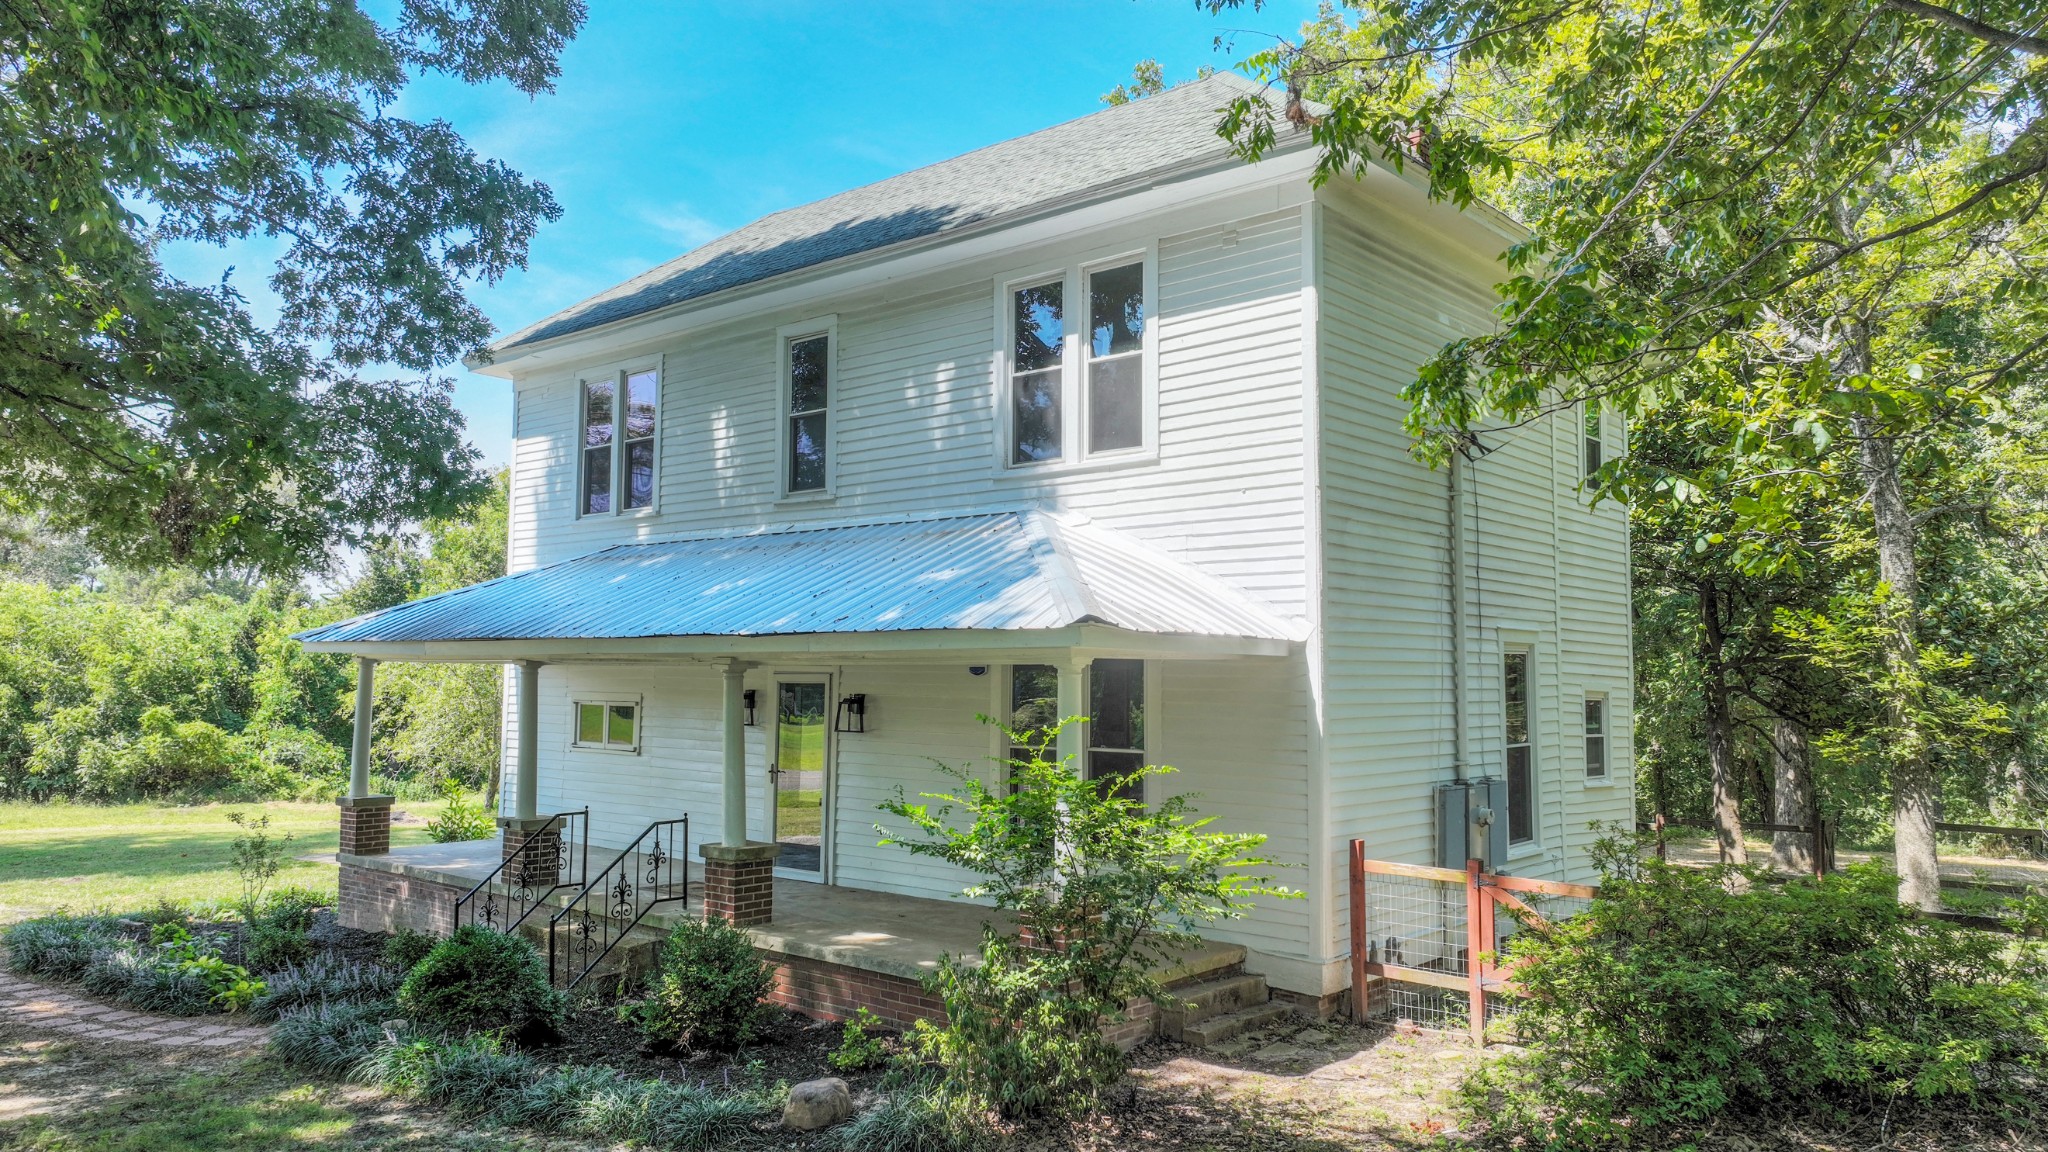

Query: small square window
[[572, 700, 640, 752]]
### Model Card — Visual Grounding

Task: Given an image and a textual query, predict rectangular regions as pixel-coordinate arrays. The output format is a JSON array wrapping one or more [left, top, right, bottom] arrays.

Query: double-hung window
[[1086, 659, 1145, 802], [581, 368, 657, 516], [784, 331, 831, 495], [1006, 664, 1060, 791], [573, 700, 640, 753], [1505, 651, 1534, 844], [1004, 256, 1150, 466], [1583, 695, 1608, 779]]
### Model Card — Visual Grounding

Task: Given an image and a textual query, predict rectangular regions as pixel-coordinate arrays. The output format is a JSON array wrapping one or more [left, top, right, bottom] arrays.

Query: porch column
[[1055, 657, 1090, 771], [514, 660, 542, 822], [702, 657, 777, 926], [337, 656, 393, 856], [498, 660, 558, 872]]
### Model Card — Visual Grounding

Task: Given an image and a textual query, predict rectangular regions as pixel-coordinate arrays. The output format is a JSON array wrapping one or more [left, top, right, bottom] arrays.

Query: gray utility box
[[1435, 777, 1510, 871]]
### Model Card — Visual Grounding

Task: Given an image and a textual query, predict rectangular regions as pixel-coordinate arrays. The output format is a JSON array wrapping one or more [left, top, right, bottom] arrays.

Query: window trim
[[1583, 399, 1604, 480], [993, 243, 1159, 474], [775, 317, 838, 501], [1582, 692, 1609, 780], [575, 359, 662, 519], [570, 697, 643, 754]]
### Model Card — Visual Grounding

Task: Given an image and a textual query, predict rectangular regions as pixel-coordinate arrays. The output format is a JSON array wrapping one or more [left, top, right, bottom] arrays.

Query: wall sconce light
[[742, 689, 757, 727], [834, 693, 867, 734]]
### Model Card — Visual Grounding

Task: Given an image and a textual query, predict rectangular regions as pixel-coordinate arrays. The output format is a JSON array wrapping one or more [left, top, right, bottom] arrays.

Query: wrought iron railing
[[453, 808, 589, 933], [547, 816, 690, 988]]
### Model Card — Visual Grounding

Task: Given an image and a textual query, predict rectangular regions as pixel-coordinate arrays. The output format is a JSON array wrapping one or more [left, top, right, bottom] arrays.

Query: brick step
[[1178, 1000, 1299, 1047], [1158, 973, 1270, 1041]]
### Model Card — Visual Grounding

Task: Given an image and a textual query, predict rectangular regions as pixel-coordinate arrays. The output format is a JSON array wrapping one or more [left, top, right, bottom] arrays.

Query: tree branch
[[1880, 0, 2048, 56]]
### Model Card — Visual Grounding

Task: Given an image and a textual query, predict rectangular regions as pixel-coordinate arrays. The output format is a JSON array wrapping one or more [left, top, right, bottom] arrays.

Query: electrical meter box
[[1434, 777, 1510, 870]]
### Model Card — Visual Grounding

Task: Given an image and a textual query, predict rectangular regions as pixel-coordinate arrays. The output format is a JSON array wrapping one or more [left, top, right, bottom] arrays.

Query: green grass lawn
[[776, 787, 822, 838], [0, 799, 446, 922]]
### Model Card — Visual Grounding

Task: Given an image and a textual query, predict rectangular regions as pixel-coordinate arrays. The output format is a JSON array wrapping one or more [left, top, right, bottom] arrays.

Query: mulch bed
[[548, 995, 895, 1096]]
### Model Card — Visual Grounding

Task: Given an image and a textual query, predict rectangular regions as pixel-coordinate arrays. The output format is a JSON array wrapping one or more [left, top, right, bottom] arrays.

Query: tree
[[1217, 0, 2048, 907], [1, 0, 584, 575]]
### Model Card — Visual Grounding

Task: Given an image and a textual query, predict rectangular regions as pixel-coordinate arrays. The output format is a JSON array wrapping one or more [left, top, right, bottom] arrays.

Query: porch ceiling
[[295, 510, 1304, 663]]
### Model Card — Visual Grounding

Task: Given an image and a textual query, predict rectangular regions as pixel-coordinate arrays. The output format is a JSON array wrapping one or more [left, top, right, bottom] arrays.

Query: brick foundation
[[763, 950, 944, 1031], [1272, 985, 1348, 1020], [337, 795, 394, 856], [700, 842, 778, 927], [338, 862, 462, 937]]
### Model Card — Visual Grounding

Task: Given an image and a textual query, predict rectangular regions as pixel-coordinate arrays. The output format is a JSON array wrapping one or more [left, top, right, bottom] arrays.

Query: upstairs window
[[581, 368, 657, 516], [784, 329, 831, 495], [1583, 400, 1603, 478], [1003, 256, 1149, 466], [1584, 694, 1608, 779]]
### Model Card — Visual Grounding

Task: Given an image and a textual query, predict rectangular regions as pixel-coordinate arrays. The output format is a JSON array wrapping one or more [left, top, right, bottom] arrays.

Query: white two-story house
[[304, 73, 1633, 1033]]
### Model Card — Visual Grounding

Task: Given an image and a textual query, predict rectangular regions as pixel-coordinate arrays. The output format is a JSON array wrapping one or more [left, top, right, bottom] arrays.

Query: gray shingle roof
[[493, 73, 1293, 352]]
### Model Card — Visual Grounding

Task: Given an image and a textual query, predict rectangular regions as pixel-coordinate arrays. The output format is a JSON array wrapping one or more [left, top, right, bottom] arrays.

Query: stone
[[782, 1077, 853, 1131]]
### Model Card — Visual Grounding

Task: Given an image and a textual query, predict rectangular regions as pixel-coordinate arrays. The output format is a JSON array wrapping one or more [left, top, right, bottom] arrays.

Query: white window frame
[[776, 316, 838, 501], [1582, 692, 1610, 782], [993, 244, 1159, 473], [570, 697, 643, 754], [575, 360, 662, 519], [1583, 399, 1604, 480]]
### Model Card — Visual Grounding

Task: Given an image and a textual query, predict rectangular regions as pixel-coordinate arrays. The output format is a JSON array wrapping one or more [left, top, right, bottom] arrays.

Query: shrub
[[829, 1074, 992, 1152], [248, 956, 402, 1022], [244, 886, 327, 972], [270, 999, 397, 1076], [381, 928, 438, 973], [573, 1076, 775, 1150], [1465, 843, 2048, 1148], [396, 925, 562, 1040], [878, 717, 1294, 1117], [81, 948, 220, 1015], [827, 1007, 890, 1073], [632, 916, 775, 1052], [226, 811, 294, 910], [424, 776, 496, 843], [5, 914, 122, 981]]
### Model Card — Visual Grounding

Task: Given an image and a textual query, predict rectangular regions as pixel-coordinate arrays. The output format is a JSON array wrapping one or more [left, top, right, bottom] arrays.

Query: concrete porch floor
[[339, 840, 1246, 985]]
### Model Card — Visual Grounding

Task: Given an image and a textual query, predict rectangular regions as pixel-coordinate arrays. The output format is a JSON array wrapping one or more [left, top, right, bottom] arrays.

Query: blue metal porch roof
[[294, 511, 1300, 648]]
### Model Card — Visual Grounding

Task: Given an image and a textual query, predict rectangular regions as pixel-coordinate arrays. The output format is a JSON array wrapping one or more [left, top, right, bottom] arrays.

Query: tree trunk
[[1771, 714, 1816, 874], [1850, 400, 1941, 910], [1700, 583, 1747, 865]]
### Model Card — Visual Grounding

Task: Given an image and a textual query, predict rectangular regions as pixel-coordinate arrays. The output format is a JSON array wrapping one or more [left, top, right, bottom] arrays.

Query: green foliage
[[382, 928, 440, 974], [4, 913, 123, 981], [827, 1073, 992, 1152], [0, 0, 583, 572], [269, 999, 398, 1077], [226, 812, 293, 911], [248, 957, 403, 1023], [243, 885, 327, 972], [879, 717, 1294, 1117], [424, 777, 496, 843], [568, 1075, 776, 1150], [73, 923, 265, 1015], [827, 1007, 890, 1073], [1465, 843, 2048, 1147], [396, 925, 563, 1040], [631, 916, 776, 1053]]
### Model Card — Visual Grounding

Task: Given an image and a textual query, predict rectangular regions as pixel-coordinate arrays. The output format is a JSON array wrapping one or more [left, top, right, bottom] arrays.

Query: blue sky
[[160, 1, 1319, 472]]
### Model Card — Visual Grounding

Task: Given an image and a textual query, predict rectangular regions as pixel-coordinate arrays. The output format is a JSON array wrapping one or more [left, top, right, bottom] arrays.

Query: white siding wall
[[1315, 186, 1633, 979]]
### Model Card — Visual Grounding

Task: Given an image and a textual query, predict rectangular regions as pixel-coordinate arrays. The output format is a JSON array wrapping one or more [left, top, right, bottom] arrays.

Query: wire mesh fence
[[1360, 870, 1469, 978]]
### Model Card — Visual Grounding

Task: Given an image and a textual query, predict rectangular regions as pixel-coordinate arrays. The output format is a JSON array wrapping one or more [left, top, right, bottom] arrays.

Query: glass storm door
[[771, 680, 828, 876]]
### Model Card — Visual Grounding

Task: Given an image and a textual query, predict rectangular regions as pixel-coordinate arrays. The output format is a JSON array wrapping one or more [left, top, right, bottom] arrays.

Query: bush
[[77, 924, 263, 1014], [396, 925, 562, 1040], [878, 717, 1293, 1117], [1465, 844, 2048, 1148], [424, 776, 496, 843], [827, 1006, 889, 1073], [4, 914, 123, 981], [631, 916, 775, 1052], [382, 928, 438, 973], [248, 956, 402, 1022], [244, 886, 327, 972], [270, 999, 397, 1076], [573, 1076, 776, 1150]]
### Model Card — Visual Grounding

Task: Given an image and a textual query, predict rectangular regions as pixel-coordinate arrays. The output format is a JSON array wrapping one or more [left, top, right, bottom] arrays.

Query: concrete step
[[1178, 1000, 1299, 1048], [1159, 974, 1270, 1041]]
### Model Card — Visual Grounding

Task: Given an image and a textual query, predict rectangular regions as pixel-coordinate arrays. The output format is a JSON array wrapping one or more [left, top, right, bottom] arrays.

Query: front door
[[771, 679, 829, 878]]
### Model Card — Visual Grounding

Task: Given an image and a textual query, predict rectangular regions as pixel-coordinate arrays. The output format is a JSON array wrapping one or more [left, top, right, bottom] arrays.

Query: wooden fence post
[[1349, 840, 1368, 1021], [1466, 858, 1486, 1047]]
